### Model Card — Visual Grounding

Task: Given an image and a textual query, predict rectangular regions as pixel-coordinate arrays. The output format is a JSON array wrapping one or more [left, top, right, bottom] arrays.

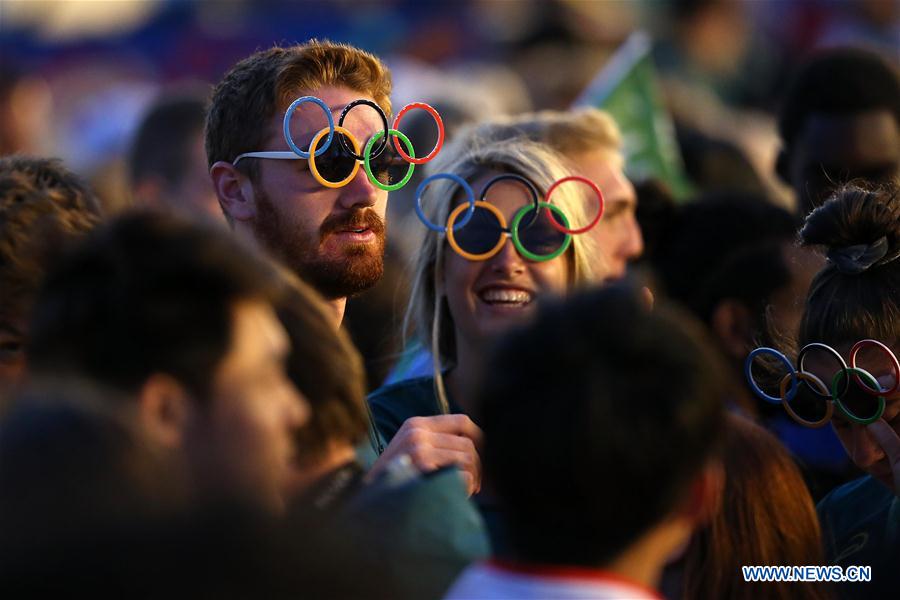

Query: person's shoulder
[[818, 475, 900, 588], [817, 475, 896, 555], [818, 475, 891, 517]]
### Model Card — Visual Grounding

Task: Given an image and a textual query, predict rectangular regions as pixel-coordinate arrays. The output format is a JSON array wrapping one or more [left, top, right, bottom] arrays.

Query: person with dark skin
[[649, 193, 851, 500], [776, 47, 900, 217]]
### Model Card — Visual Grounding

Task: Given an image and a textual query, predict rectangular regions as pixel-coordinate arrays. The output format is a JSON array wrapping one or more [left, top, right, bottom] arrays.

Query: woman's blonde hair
[[403, 124, 605, 411], [470, 108, 623, 158]]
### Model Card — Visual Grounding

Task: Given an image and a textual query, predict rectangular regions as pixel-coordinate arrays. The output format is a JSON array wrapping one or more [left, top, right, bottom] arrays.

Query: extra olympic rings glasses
[[744, 339, 900, 428], [232, 96, 445, 191], [414, 172, 604, 262]]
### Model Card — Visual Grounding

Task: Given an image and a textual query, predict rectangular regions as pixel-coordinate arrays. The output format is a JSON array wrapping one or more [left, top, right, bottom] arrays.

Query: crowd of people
[[0, 36, 898, 599]]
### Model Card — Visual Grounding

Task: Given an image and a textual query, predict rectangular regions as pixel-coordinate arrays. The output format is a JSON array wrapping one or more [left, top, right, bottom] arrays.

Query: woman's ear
[[210, 161, 257, 222]]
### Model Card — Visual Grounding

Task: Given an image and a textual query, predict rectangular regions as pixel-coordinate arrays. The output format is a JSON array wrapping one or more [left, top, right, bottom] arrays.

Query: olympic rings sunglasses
[[414, 172, 605, 262], [745, 339, 900, 428], [233, 96, 445, 192]]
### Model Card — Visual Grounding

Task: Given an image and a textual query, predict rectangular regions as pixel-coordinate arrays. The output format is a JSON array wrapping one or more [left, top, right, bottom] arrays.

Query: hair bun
[[800, 181, 900, 273]]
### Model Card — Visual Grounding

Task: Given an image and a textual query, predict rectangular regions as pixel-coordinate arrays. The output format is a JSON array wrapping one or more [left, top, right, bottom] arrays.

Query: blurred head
[[206, 41, 393, 301], [480, 285, 726, 570], [777, 47, 900, 216], [27, 213, 309, 514], [681, 414, 828, 600], [275, 274, 370, 495], [129, 90, 222, 223], [0, 156, 101, 396], [652, 193, 809, 365], [0, 378, 183, 548], [474, 108, 642, 279], [0, 64, 51, 157], [797, 181, 900, 489], [406, 132, 601, 375]]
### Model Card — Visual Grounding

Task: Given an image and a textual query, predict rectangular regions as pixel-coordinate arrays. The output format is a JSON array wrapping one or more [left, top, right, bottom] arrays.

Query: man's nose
[[337, 164, 379, 210]]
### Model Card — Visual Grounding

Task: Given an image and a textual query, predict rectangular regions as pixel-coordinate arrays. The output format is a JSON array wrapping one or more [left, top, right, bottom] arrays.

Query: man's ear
[[775, 148, 791, 184], [210, 161, 257, 222], [710, 299, 753, 361], [137, 374, 193, 449]]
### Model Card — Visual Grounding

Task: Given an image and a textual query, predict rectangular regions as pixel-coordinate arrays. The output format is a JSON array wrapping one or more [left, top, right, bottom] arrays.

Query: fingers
[[866, 419, 900, 495], [458, 470, 479, 497], [395, 422, 480, 455], [405, 445, 481, 495], [402, 414, 484, 446], [866, 419, 900, 467], [368, 415, 484, 496], [395, 423, 482, 495]]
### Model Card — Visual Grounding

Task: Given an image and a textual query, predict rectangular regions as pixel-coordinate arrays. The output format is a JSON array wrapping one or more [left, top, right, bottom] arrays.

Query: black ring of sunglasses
[[338, 99, 390, 161], [480, 173, 541, 229]]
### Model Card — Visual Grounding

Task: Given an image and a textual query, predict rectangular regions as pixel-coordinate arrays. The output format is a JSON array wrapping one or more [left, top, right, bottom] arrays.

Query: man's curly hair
[[0, 156, 102, 319]]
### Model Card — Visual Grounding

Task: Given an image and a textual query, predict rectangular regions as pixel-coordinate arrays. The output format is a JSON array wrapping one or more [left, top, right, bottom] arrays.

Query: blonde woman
[[470, 108, 642, 279], [368, 128, 603, 477]]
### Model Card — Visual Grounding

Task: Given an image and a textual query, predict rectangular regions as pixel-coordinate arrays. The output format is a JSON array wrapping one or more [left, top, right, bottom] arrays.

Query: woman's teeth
[[479, 289, 534, 305]]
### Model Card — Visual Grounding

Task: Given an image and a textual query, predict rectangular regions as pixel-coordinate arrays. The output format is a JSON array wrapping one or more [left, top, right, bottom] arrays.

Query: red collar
[[486, 558, 663, 599]]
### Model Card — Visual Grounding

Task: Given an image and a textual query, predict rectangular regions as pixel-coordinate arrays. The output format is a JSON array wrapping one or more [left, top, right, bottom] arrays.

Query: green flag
[[574, 31, 693, 200]]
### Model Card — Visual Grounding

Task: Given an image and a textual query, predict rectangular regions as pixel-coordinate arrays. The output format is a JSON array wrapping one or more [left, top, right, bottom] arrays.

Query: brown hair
[[205, 39, 392, 186], [0, 156, 101, 320], [797, 180, 900, 348], [275, 272, 369, 464], [681, 414, 830, 600]]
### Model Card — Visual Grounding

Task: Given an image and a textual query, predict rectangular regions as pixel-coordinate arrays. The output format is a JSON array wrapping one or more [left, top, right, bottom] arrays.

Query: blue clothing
[[818, 475, 900, 598], [369, 375, 464, 443], [769, 415, 850, 469], [383, 343, 434, 386]]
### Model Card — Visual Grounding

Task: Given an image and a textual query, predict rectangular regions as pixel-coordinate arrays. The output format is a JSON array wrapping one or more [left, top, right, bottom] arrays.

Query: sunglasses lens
[[368, 139, 408, 186], [516, 207, 567, 256], [790, 380, 830, 424], [853, 344, 895, 393], [316, 134, 357, 182], [454, 206, 503, 255], [842, 379, 882, 421]]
